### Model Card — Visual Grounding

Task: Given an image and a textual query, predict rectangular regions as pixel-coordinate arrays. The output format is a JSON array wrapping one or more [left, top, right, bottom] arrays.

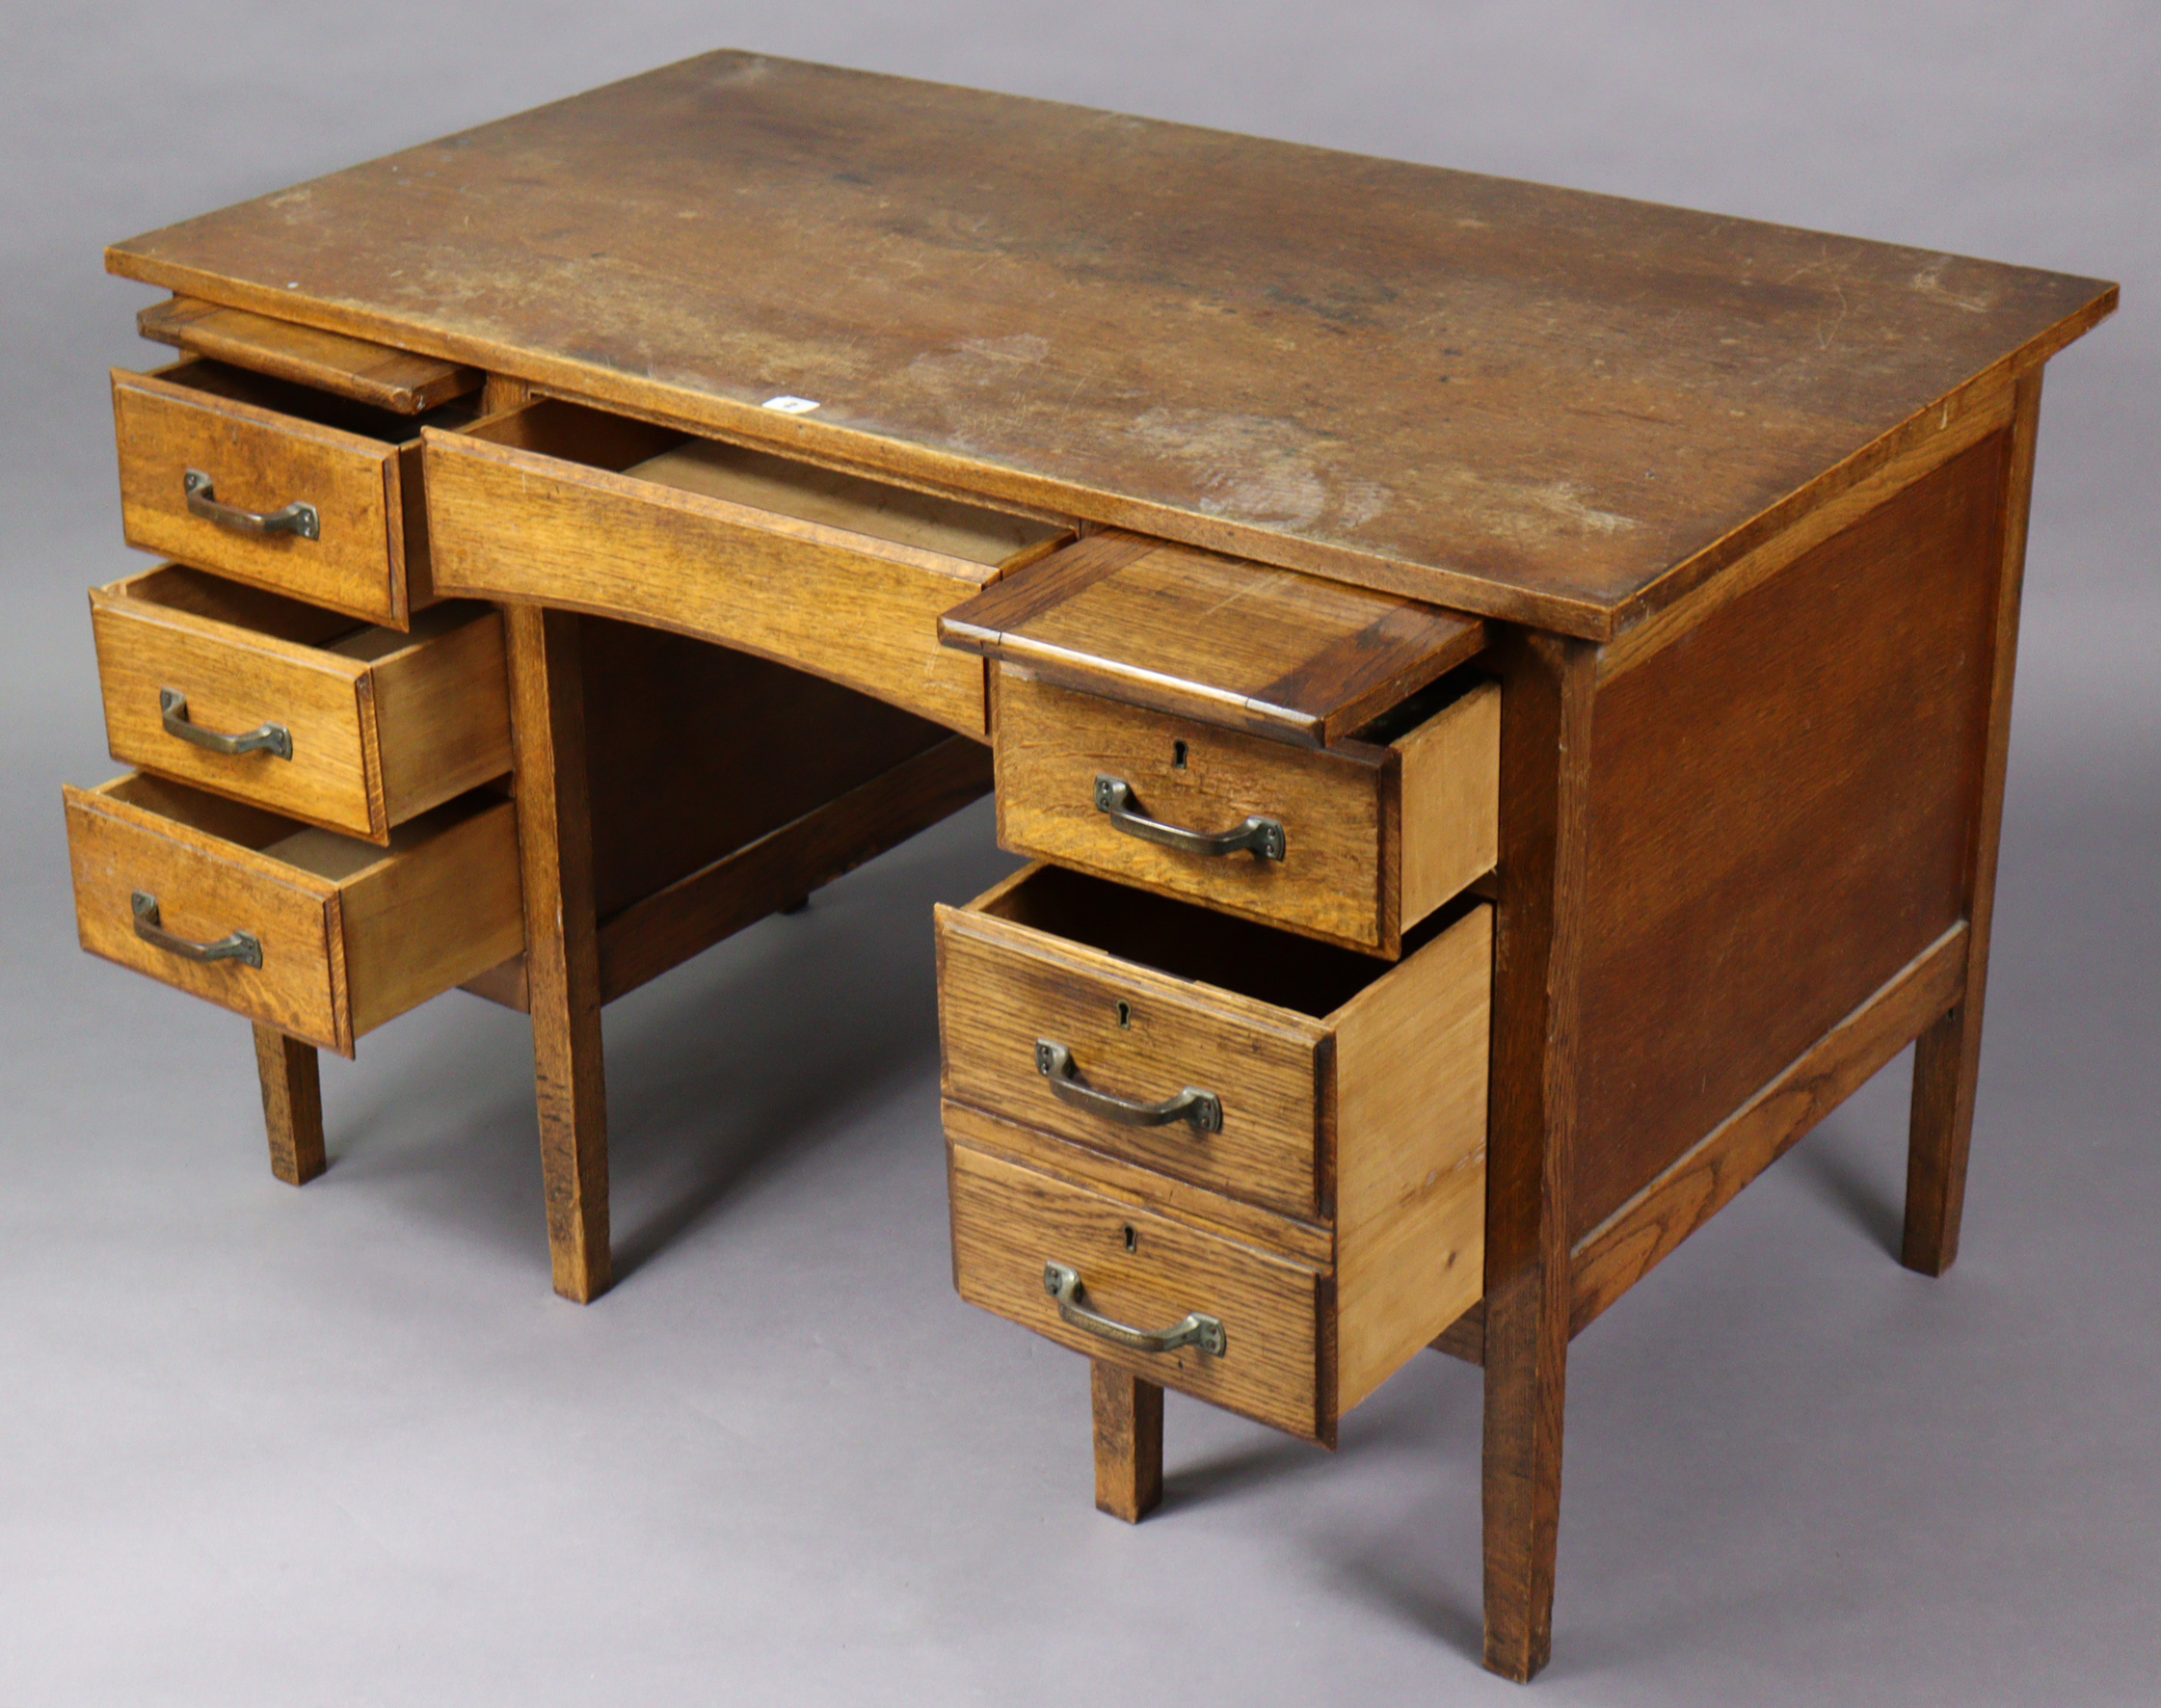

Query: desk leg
[[1481, 633, 1597, 1683], [504, 601, 612, 1303], [1090, 1361, 1163, 1522], [253, 1024, 325, 1186], [1904, 373, 2042, 1279]]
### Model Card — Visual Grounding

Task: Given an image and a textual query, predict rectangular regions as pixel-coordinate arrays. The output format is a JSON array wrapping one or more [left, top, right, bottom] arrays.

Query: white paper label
[[761, 395, 820, 414]]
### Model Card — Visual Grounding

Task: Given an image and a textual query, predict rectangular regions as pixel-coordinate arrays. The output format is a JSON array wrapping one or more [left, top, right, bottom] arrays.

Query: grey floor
[[3, 6, 2157, 1704]]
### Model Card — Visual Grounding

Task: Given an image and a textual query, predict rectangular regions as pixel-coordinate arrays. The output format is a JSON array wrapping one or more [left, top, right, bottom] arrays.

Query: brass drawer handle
[[1035, 1039, 1222, 1133], [1094, 775, 1285, 861], [1044, 1261, 1227, 1357], [183, 469, 320, 541], [160, 688, 293, 761], [131, 891, 263, 968]]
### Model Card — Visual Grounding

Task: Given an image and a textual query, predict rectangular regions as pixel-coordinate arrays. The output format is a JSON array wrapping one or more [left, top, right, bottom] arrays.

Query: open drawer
[[942, 532, 1499, 955], [422, 399, 1072, 735], [90, 564, 510, 842], [940, 863, 1491, 1443], [64, 771, 522, 1057], [112, 358, 474, 627]]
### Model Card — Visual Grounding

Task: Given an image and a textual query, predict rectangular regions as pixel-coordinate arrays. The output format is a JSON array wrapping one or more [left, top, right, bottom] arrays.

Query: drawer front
[[112, 364, 418, 627], [67, 778, 345, 1045], [89, 570, 511, 841], [65, 773, 522, 1056], [995, 672, 1397, 952], [424, 400, 1066, 737], [938, 894, 1329, 1220], [949, 1141, 1331, 1442]]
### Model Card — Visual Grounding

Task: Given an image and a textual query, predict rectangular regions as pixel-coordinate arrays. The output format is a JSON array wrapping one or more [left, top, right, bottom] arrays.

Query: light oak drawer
[[950, 1138, 1332, 1439], [90, 565, 510, 843], [992, 671, 1498, 955], [112, 359, 470, 627], [421, 398, 1070, 735], [940, 863, 1490, 1431], [64, 772, 522, 1057], [939, 531, 1497, 954]]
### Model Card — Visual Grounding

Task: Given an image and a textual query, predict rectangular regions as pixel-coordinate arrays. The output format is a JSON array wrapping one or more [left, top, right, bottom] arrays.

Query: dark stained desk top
[[107, 51, 2115, 638]]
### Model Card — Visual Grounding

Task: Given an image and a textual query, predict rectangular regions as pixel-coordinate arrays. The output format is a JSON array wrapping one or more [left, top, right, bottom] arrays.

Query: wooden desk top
[[107, 51, 2114, 639]]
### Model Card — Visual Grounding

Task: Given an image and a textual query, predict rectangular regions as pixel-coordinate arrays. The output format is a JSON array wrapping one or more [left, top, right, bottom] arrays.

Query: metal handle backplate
[[1035, 1039, 1221, 1133], [183, 469, 320, 540], [160, 688, 293, 761], [1094, 776, 1285, 861], [131, 891, 262, 968], [1043, 1262, 1227, 1357]]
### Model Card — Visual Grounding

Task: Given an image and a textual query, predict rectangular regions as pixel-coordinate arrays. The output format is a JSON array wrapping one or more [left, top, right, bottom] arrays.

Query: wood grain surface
[[112, 360, 421, 627], [1394, 678, 1501, 924], [502, 600, 611, 1303], [362, 608, 514, 831], [139, 297, 480, 414], [941, 530, 1484, 746], [938, 870, 1332, 1219], [576, 620, 952, 921], [1333, 904, 1491, 1412], [1903, 373, 2045, 1279], [253, 1024, 326, 1186], [1569, 432, 2006, 1241], [941, 1098, 1334, 1268], [67, 772, 346, 1049], [65, 773, 519, 1057], [332, 797, 522, 1039], [948, 1139, 1331, 1442], [596, 734, 990, 1001], [1091, 1361, 1164, 1523], [106, 52, 2114, 635], [91, 566, 509, 841], [424, 398, 1035, 733], [1571, 924, 1967, 1334], [1480, 631, 1599, 1684], [993, 673, 1397, 951], [627, 439, 1064, 566]]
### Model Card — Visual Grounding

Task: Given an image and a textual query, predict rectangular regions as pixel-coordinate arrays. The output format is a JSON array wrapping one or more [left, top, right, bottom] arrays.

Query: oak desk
[[71, 51, 2114, 1680]]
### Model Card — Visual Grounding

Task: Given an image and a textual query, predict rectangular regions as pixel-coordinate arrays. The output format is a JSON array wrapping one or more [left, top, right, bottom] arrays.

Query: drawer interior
[[151, 357, 478, 444], [460, 396, 1063, 564], [978, 863, 1469, 1020], [118, 562, 360, 648], [100, 769, 505, 871], [116, 562, 484, 659]]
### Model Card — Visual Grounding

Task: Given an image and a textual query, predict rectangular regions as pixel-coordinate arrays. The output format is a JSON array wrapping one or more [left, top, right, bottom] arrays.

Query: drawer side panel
[[1333, 904, 1492, 1413], [1397, 679, 1501, 925], [369, 611, 514, 824], [340, 799, 523, 1038]]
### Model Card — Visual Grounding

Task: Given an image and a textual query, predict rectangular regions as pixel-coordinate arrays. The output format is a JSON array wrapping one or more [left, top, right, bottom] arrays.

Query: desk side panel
[[1568, 433, 2007, 1241]]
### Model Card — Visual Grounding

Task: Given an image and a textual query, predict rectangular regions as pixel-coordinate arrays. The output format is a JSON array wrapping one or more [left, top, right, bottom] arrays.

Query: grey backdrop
[[2, 5, 2155, 1703]]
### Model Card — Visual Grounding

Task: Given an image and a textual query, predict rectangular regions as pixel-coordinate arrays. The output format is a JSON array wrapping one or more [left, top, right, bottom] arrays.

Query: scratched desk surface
[[107, 51, 2114, 637]]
